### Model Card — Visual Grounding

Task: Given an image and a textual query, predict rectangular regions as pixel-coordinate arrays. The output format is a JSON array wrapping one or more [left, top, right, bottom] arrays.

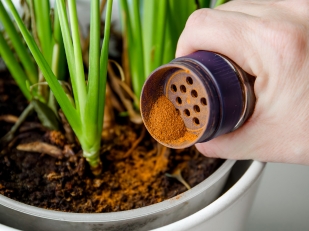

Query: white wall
[[246, 163, 309, 231]]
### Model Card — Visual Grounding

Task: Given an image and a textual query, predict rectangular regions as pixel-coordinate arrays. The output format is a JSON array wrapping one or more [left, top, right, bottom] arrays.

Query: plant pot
[[154, 160, 265, 231], [0, 160, 235, 231], [0, 223, 17, 231], [0, 160, 265, 231]]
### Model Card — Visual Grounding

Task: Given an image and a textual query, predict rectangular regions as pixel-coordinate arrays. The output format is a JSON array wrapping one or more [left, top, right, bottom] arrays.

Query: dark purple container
[[141, 51, 255, 149]]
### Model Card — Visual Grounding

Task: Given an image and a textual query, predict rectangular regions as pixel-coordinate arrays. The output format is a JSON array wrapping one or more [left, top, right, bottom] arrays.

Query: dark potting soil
[[0, 71, 222, 213]]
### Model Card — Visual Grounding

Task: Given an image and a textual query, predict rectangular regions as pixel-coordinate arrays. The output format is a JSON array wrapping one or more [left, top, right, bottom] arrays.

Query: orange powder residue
[[147, 96, 197, 144], [170, 131, 198, 145]]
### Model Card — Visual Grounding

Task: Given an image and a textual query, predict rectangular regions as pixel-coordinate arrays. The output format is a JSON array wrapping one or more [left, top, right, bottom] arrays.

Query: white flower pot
[[0, 160, 265, 231], [155, 160, 265, 231], [0, 160, 234, 230]]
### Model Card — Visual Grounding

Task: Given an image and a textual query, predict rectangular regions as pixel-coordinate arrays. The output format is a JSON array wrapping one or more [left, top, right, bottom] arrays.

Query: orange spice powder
[[147, 96, 197, 144]]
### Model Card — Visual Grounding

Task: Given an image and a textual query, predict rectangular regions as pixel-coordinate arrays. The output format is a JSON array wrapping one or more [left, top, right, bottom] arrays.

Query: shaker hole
[[180, 85, 186, 93], [193, 117, 200, 125], [186, 77, 193, 85], [171, 84, 177, 92], [191, 90, 198, 98], [201, 97, 207, 106], [176, 97, 182, 105], [193, 105, 200, 113], [184, 109, 190, 117]]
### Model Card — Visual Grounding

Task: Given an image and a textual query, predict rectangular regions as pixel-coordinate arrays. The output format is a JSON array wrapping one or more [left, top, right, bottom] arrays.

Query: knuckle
[[185, 9, 212, 29], [299, 0, 309, 12], [280, 25, 307, 51], [258, 18, 308, 59], [286, 0, 309, 16]]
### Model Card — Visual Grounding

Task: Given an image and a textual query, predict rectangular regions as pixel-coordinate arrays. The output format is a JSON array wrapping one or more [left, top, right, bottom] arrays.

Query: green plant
[[0, 0, 67, 133], [1, 0, 227, 176], [1, 0, 113, 174], [119, 0, 227, 100], [0, 1, 37, 100]]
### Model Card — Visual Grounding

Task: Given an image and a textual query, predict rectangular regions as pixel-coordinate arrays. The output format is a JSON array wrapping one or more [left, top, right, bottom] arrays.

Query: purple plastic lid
[[173, 51, 244, 142], [140, 51, 245, 148]]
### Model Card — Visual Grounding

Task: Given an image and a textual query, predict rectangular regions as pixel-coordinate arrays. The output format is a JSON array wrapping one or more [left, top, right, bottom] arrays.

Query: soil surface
[[0, 71, 222, 213]]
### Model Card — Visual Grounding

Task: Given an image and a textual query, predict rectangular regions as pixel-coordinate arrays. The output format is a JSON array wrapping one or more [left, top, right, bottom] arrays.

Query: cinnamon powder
[[147, 96, 197, 144]]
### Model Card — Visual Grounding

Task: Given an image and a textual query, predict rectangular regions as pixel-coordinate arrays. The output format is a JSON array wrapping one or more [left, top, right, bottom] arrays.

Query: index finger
[[176, 8, 260, 76]]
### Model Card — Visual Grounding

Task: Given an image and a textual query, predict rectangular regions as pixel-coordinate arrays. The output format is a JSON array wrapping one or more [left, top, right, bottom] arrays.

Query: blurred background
[[246, 163, 309, 231]]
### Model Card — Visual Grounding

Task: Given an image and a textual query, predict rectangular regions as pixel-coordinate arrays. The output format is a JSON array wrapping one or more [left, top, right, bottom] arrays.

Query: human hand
[[176, 0, 309, 165]]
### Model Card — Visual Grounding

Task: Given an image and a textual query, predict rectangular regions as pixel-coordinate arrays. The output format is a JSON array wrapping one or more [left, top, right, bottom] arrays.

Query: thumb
[[195, 117, 262, 161]]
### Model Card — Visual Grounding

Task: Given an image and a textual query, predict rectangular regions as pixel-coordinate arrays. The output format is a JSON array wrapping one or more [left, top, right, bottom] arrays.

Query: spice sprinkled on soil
[[147, 96, 197, 144]]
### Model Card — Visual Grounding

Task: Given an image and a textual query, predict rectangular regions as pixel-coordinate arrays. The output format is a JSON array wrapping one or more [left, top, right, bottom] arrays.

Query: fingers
[[216, 0, 267, 17], [217, 0, 308, 22], [195, 119, 259, 161], [194, 118, 272, 162], [195, 106, 309, 165], [176, 8, 261, 75], [179, 0, 309, 165]]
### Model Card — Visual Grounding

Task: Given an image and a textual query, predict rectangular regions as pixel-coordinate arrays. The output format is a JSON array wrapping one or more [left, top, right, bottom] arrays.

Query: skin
[[176, 0, 309, 165]]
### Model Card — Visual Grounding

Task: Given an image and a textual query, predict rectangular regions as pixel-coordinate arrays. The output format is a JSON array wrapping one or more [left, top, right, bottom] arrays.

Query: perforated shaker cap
[[141, 51, 244, 148]]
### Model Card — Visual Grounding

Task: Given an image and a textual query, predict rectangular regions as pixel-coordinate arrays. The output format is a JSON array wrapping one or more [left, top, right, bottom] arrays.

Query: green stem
[[0, 104, 34, 144], [97, 0, 113, 132], [131, 0, 144, 98], [148, 0, 167, 74], [120, 0, 145, 98], [82, 0, 113, 170], [28, 0, 40, 48], [56, 0, 81, 114], [215, 0, 227, 7], [162, 1, 177, 64], [5, 0, 82, 138], [84, 0, 101, 145], [0, 31, 31, 99], [48, 43, 61, 117], [67, 0, 87, 117], [142, 0, 155, 75], [120, 0, 144, 100], [33, 0, 53, 65], [53, 2, 66, 80], [198, 0, 211, 8], [0, 0, 37, 84], [119, 1, 145, 99]]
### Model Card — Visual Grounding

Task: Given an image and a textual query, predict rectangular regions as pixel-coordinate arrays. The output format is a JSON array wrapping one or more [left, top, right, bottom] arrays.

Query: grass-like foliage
[[119, 0, 227, 100], [1, 0, 114, 174], [1, 0, 227, 175], [0, 0, 68, 132]]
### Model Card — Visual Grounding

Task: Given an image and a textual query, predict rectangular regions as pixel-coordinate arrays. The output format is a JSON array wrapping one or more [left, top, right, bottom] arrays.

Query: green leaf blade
[[84, 0, 101, 144], [67, 0, 87, 116], [33, 0, 53, 65], [198, 0, 211, 8], [5, 0, 82, 137], [52, 3, 66, 80], [0, 31, 31, 99], [56, 0, 82, 115], [31, 99, 59, 130], [215, 0, 227, 7], [120, 0, 144, 100], [0, 0, 38, 84], [97, 0, 114, 132], [147, 0, 167, 74]]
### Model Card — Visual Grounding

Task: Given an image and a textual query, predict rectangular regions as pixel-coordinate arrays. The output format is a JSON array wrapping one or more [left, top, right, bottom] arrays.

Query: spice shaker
[[140, 51, 255, 149]]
